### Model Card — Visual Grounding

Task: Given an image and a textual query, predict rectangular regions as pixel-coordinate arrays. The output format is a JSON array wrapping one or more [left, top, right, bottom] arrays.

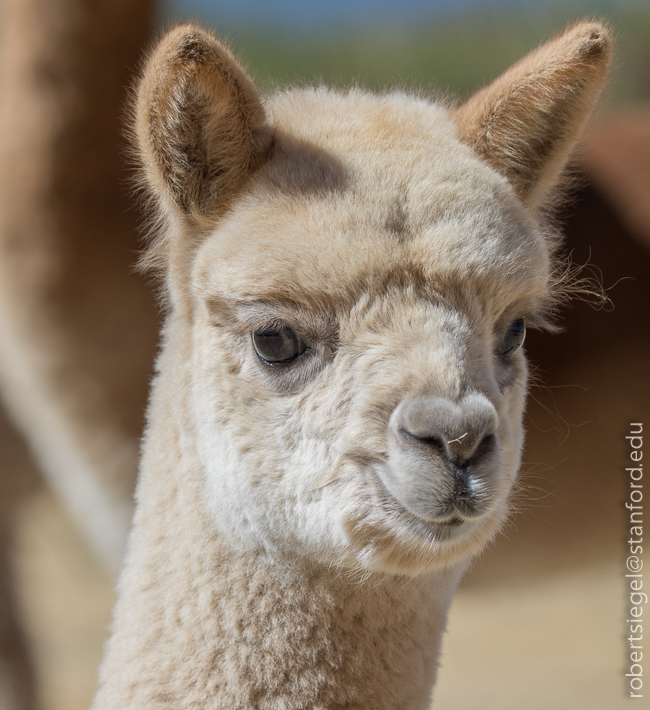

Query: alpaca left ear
[[455, 21, 612, 209]]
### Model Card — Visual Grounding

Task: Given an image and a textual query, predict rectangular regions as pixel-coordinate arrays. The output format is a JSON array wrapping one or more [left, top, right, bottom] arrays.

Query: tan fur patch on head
[[192, 87, 553, 326]]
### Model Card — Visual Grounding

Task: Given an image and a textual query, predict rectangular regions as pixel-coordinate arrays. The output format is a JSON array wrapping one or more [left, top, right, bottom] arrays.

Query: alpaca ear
[[135, 25, 272, 223], [455, 21, 612, 209]]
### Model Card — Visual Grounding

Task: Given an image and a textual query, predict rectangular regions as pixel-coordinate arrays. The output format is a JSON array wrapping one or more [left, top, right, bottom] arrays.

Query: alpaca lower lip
[[374, 471, 472, 540], [437, 516, 464, 527]]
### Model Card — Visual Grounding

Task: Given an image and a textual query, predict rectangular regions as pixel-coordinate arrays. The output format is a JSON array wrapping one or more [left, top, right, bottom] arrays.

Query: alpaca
[[93, 21, 611, 708]]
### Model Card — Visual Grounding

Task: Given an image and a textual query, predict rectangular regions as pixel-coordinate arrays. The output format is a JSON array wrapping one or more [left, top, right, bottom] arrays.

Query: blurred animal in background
[[89, 21, 610, 708], [0, 0, 157, 707]]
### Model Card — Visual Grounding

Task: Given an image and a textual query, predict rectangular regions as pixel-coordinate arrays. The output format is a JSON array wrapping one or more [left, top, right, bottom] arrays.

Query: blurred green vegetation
[[166, 3, 650, 110]]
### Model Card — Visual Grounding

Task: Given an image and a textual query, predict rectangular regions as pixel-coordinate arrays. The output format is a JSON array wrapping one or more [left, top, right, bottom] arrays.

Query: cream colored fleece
[[93, 21, 611, 709]]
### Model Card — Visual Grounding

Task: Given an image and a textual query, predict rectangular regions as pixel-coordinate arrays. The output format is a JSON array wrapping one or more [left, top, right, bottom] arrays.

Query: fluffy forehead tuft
[[192, 88, 551, 317]]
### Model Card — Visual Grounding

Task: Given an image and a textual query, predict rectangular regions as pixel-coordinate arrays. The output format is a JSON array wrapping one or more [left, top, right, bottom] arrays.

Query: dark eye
[[252, 327, 306, 364], [498, 319, 526, 357]]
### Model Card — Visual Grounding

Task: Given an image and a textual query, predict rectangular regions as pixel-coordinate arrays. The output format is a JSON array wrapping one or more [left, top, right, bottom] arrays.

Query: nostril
[[399, 427, 446, 454], [470, 433, 496, 463], [399, 426, 497, 466]]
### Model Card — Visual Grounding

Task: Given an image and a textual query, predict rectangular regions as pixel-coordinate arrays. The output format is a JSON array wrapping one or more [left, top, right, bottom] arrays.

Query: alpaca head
[[134, 23, 610, 575]]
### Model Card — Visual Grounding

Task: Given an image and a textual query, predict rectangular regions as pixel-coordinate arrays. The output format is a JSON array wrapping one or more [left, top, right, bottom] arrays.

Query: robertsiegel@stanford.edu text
[[626, 423, 645, 698]]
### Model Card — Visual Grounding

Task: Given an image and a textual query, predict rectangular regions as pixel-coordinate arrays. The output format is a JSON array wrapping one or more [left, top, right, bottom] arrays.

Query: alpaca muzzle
[[380, 393, 501, 523]]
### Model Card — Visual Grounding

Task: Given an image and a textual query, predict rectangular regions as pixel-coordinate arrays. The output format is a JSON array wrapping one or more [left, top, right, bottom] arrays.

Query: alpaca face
[[135, 23, 610, 576], [187, 91, 551, 574]]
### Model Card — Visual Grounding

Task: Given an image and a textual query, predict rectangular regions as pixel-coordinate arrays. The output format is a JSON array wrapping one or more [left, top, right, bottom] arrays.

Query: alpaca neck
[[93, 320, 465, 709]]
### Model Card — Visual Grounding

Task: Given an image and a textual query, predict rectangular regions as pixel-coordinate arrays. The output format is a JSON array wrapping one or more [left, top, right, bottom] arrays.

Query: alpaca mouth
[[403, 507, 475, 544], [371, 467, 480, 542], [438, 515, 464, 527]]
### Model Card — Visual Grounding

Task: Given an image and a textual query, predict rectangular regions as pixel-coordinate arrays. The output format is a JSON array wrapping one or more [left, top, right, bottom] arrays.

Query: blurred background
[[0, 0, 648, 709]]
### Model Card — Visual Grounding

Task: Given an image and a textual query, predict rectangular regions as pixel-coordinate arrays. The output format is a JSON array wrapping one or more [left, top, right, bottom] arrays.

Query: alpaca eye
[[252, 327, 306, 364], [499, 319, 526, 357]]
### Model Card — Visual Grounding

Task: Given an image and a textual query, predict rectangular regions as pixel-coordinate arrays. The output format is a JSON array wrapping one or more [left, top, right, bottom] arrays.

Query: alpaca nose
[[396, 393, 497, 466], [381, 392, 500, 522]]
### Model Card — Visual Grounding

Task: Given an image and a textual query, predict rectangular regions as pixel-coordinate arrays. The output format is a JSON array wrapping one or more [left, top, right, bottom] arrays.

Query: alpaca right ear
[[135, 25, 272, 224], [455, 21, 612, 209]]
